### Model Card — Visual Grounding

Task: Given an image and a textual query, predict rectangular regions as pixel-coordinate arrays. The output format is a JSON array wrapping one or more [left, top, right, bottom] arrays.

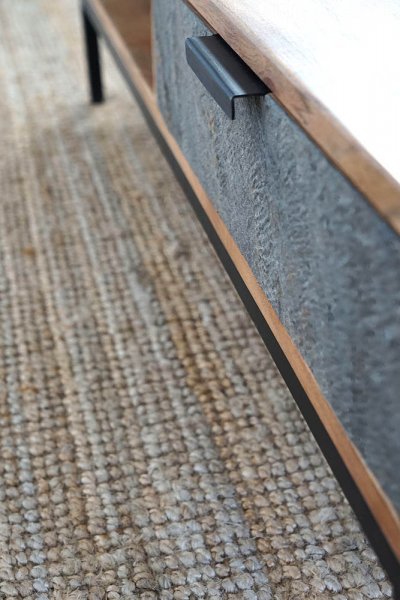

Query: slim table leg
[[82, 7, 104, 103]]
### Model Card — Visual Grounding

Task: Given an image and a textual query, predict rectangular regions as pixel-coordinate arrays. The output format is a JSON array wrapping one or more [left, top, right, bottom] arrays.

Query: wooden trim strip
[[85, 0, 400, 570], [159, 115, 400, 566]]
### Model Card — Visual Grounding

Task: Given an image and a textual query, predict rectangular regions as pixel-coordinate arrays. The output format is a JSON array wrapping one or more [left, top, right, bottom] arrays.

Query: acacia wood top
[[185, 0, 400, 234]]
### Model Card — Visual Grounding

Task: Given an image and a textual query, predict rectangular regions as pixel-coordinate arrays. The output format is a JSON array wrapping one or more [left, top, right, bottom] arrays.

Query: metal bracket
[[185, 35, 270, 119]]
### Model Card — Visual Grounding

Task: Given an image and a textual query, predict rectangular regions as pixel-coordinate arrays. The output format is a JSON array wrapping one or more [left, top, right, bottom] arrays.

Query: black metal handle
[[185, 35, 270, 119]]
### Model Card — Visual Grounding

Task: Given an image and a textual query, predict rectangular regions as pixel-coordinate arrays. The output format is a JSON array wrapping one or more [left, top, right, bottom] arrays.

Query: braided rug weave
[[0, 1, 394, 598]]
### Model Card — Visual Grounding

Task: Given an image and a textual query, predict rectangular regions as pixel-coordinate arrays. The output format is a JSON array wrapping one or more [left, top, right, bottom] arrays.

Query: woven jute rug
[[0, 1, 394, 598]]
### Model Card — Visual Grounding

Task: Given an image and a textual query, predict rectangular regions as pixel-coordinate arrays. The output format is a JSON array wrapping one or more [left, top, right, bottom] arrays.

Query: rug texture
[[0, 1, 394, 598]]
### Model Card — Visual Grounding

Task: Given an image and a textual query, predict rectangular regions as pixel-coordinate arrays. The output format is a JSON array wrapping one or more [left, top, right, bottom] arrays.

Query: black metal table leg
[[82, 6, 104, 103]]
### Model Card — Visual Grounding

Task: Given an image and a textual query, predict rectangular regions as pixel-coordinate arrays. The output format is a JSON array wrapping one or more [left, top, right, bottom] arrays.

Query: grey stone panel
[[153, 0, 400, 511]]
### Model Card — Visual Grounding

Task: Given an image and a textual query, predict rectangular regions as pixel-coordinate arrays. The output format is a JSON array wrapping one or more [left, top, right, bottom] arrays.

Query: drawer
[[152, 0, 400, 513]]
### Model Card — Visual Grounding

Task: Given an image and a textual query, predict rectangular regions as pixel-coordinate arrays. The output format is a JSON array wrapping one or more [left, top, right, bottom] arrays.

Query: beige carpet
[[0, 1, 394, 598]]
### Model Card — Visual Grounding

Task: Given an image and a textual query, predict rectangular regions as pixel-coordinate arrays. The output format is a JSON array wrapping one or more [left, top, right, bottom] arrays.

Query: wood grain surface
[[87, 0, 400, 563], [184, 0, 400, 235], [101, 0, 152, 86]]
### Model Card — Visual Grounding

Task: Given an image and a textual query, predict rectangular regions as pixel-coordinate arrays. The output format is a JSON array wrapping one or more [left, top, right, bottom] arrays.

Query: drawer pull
[[185, 35, 270, 119]]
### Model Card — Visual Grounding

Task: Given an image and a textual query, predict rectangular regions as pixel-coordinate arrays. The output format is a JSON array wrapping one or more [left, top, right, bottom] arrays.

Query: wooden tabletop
[[186, 0, 400, 234]]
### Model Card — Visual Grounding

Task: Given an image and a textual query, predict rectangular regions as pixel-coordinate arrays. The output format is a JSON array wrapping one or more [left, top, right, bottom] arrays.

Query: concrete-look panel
[[153, 0, 400, 512]]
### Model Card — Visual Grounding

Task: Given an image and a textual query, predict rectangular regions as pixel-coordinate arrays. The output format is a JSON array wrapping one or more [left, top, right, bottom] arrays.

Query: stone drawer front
[[152, 0, 400, 512]]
